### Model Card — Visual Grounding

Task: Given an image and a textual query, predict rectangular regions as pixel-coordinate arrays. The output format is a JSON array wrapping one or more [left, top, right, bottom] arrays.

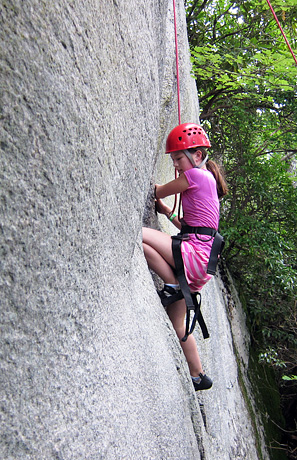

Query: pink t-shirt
[[179, 167, 220, 291], [183, 168, 219, 229], [182, 168, 220, 258]]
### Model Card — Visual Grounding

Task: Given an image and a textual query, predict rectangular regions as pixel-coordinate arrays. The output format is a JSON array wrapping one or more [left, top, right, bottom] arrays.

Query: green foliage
[[185, 0, 297, 456], [186, 0, 297, 117], [282, 375, 297, 381], [259, 348, 286, 368]]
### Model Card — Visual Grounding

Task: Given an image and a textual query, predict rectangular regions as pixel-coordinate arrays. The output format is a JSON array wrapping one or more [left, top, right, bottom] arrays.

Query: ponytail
[[206, 159, 228, 199]]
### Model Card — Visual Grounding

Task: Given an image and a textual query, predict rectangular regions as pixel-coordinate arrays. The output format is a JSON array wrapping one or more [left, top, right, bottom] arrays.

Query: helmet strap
[[184, 150, 208, 169], [183, 150, 196, 166], [197, 153, 208, 169]]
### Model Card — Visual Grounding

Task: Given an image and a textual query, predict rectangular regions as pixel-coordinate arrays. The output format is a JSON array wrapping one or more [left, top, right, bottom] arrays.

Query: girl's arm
[[155, 173, 189, 199], [155, 198, 182, 230]]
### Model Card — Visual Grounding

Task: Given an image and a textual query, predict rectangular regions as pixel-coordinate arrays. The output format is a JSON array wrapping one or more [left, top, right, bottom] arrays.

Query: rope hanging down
[[171, 0, 181, 214], [266, 0, 297, 66], [173, 0, 181, 124]]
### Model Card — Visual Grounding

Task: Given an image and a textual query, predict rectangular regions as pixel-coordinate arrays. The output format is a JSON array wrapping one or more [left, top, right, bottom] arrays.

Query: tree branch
[[253, 129, 296, 157], [281, 151, 297, 162], [186, 0, 209, 24], [200, 104, 233, 119]]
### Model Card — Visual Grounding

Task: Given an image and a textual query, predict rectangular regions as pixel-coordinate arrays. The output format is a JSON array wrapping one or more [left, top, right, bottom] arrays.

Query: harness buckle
[[172, 233, 190, 241]]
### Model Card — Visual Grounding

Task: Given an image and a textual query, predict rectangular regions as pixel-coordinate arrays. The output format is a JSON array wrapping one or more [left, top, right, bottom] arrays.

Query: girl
[[142, 123, 228, 391]]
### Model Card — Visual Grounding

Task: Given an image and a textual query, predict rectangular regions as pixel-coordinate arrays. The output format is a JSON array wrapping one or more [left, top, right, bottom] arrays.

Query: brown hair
[[192, 147, 228, 199]]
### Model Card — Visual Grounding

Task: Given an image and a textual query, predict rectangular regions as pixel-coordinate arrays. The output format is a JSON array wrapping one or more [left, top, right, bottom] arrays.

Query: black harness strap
[[172, 236, 209, 342], [187, 292, 209, 339], [207, 232, 224, 275]]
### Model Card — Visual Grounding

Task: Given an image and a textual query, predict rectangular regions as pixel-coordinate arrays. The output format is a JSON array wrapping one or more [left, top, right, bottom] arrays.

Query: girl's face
[[170, 150, 201, 175]]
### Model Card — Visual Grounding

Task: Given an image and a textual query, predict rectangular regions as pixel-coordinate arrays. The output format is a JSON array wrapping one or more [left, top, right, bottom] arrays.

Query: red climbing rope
[[266, 0, 297, 66], [173, 0, 181, 125], [171, 0, 181, 215]]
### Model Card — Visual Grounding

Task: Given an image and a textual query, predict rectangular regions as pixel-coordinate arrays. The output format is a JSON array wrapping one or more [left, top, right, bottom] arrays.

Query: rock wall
[[0, 1, 268, 459]]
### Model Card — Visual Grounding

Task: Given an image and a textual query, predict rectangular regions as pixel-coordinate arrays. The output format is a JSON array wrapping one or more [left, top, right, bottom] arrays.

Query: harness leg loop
[[171, 236, 209, 342]]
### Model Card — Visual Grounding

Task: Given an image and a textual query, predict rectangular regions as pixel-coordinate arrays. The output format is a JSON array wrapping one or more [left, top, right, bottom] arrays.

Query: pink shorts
[[180, 237, 213, 292]]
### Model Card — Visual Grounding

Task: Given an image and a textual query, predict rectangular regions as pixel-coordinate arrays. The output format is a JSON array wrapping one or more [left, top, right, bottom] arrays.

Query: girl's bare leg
[[142, 227, 203, 377], [142, 228, 175, 267], [143, 243, 177, 284], [167, 299, 203, 377], [142, 228, 178, 284]]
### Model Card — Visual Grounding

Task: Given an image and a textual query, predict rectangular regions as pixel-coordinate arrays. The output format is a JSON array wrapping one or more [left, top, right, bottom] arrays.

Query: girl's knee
[[143, 227, 157, 242], [174, 325, 186, 341], [142, 227, 151, 243], [170, 315, 186, 339]]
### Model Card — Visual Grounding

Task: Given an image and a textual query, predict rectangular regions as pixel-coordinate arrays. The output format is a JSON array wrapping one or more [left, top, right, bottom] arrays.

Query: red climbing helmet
[[165, 123, 211, 153]]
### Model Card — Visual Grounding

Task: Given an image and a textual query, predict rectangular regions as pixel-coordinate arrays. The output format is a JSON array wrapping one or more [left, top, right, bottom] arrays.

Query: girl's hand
[[155, 198, 171, 216], [154, 184, 161, 199]]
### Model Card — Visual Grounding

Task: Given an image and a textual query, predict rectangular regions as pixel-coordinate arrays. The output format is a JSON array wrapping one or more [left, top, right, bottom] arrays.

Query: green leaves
[[259, 348, 286, 368], [187, 0, 297, 117], [282, 375, 297, 381]]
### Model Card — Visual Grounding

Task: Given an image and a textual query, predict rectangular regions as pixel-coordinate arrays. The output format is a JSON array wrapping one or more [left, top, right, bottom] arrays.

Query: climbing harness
[[158, 223, 224, 341], [158, 284, 184, 307], [172, 224, 224, 341], [180, 225, 225, 276], [171, 235, 209, 342]]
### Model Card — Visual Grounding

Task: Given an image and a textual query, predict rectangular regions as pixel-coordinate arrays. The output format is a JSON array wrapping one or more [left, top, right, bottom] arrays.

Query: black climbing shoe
[[192, 373, 213, 391], [157, 285, 183, 307]]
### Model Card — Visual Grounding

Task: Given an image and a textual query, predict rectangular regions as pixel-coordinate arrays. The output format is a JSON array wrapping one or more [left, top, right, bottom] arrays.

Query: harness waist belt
[[180, 225, 225, 275], [180, 226, 217, 237]]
